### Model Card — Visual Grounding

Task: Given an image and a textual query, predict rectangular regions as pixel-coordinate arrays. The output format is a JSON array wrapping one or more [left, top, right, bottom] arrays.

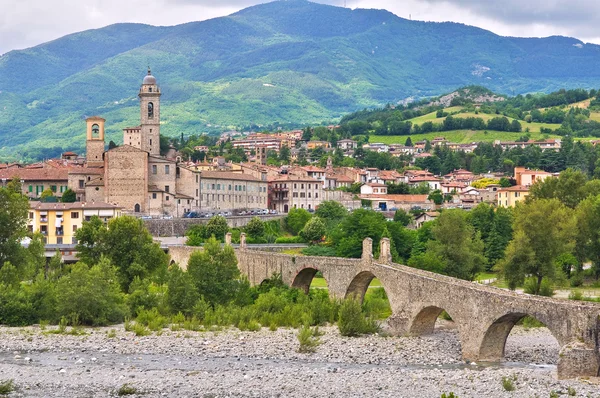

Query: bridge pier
[[557, 343, 600, 379]]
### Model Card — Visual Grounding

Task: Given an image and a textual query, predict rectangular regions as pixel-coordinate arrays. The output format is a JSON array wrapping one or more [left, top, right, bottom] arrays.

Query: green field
[[590, 112, 600, 122], [406, 109, 561, 133], [369, 130, 564, 145]]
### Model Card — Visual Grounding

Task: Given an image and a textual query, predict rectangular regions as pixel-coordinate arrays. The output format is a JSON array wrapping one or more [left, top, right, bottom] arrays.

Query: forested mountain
[[3, 0, 600, 161]]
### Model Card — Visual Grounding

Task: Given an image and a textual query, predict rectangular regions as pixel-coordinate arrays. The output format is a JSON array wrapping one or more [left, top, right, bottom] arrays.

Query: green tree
[[206, 215, 229, 241], [75, 216, 106, 266], [56, 258, 128, 325], [0, 178, 29, 268], [428, 190, 444, 205], [485, 207, 513, 267], [285, 208, 312, 235], [40, 188, 55, 202], [393, 209, 412, 226], [61, 188, 77, 203], [279, 146, 291, 163], [499, 177, 512, 188], [404, 137, 413, 147], [187, 236, 242, 307], [76, 215, 168, 291], [315, 201, 347, 221], [245, 217, 265, 239], [528, 168, 588, 208], [300, 217, 326, 244], [575, 195, 600, 279], [331, 209, 387, 258], [166, 265, 199, 316], [409, 210, 485, 280], [499, 199, 575, 294]]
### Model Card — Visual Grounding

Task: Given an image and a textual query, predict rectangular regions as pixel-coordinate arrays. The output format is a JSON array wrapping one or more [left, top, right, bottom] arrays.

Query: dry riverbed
[[0, 323, 598, 397]]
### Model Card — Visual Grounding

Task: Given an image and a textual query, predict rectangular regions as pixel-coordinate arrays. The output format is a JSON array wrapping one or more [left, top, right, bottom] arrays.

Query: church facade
[[70, 70, 266, 217]]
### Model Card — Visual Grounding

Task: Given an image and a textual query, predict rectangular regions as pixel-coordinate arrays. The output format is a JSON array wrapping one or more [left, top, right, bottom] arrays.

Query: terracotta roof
[[409, 176, 442, 182], [200, 171, 261, 182], [498, 185, 530, 192], [68, 167, 104, 176], [366, 183, 387, 188], [29, 201, 121, 210], [359, 194, 429, 203], [0, 167, 69, 181], [269, 175, 321, 183]]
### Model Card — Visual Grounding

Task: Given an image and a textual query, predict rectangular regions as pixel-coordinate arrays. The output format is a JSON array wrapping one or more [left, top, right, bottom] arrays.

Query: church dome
[[143, 69, 156, 85]]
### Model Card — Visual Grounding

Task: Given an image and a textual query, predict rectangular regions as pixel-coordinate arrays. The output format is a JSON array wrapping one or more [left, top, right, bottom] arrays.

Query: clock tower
[[139, 69, 161, 156]]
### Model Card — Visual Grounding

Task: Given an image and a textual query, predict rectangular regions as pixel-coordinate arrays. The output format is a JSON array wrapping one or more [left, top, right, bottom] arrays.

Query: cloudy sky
[[1, 0, 600, 54]]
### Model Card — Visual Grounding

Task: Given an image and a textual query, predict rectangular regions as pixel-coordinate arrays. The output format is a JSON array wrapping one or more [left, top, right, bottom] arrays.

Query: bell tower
[[86, 116, 106, 167], [139, 68, 161, 156]]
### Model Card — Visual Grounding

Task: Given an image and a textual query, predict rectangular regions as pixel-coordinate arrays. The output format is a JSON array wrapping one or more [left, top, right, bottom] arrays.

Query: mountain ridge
[[2, 0, 600, 161]]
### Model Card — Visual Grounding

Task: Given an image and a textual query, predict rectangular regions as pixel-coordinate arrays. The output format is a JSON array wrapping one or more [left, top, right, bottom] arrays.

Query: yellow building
[[28, 201, 122, 245], [496, 185, 529, 207]]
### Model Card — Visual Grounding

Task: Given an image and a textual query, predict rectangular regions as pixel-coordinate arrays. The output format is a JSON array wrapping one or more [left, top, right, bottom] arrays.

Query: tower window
[[92, 124, 100, 137], [149, 87, 152, 93], [148, 102, 154, 119]]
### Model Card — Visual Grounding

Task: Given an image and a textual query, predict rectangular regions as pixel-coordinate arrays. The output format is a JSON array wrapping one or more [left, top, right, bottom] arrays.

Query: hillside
[[3, 0, 600, 160]]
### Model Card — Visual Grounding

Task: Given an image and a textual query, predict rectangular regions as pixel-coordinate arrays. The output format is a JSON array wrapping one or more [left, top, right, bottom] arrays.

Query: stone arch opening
[[134, 203, 141, 213], [345, 271, 392, 320], [291, 267, 328, 295], [479, 313, 560, 365], [409, 305, 457, 335]]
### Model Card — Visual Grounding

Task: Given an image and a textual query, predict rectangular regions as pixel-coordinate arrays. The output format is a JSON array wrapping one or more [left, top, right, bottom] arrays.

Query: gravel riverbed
[[0, 323, 598, 397]]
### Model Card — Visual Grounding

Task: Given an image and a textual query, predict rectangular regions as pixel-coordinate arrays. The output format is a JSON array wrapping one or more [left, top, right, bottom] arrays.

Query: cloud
[[0, 0, 599, 55]]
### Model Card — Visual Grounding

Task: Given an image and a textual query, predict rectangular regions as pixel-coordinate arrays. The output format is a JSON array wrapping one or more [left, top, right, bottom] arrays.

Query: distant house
[[337, 139, 358, 150], [497, 185, 529, 207], [360, 183, 388, 195], [414, 211, 440, 228]]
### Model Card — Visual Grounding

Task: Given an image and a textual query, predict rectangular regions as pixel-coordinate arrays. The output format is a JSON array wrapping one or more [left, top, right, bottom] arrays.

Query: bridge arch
[[291, 267, 328, 294], [409, 305, 459, 335], [478, 312, 561, 362]]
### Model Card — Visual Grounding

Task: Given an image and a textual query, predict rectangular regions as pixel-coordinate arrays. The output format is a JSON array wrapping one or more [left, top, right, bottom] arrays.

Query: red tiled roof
[[0, 167, 69, 181]]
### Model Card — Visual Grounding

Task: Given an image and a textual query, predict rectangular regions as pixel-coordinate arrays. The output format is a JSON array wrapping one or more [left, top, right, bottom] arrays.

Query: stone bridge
[[168, 235, 600, 379]]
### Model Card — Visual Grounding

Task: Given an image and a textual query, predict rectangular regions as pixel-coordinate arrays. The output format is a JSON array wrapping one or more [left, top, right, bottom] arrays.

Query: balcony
[[271, 187, 289, 192], [40, 217, 48, 223]]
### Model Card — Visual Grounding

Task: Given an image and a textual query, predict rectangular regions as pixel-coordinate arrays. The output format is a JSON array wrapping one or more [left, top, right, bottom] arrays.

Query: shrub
[[275, 236, 306, 244], [362, 288, 391, 320], [297, 325, 321, 353], [132, 323, 151, 337], [567, 386, 576, 396], [568, 290, 583, 301], [0, 379, 15, 395], [136, 308, 169, 331], [523, 277, 554, 297], [301, 246, 338, 257], [245, 217, 265, 239], [441, 394, 457, 398], [285, 208, 312, 235], [127, 277, 161, 316], [502, 376, 515, 391], [117, 384, 138, 396], [55, 259, 128, 326], [518, 316, 545, 329], [338, 298, 378, 337], [205, 216, 229, 241], [300, 217, 326, 244], [569, 272, 584, 287]]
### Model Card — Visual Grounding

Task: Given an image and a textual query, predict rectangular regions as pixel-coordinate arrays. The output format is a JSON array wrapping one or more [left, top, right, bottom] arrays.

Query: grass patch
[[0, 380, 15, 395], [476, 272, 497, 282], [502, 376, 516, 391], [117, 384, 138, 396]]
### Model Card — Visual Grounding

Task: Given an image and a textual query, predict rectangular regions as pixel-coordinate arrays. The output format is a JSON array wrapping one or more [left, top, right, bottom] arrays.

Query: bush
[[523, 277, 554, 297], [569, 272, 584, 287], [275, 236, 306, 244], [205, 216, 229, 241], [300, 217, 326, 244], [136, 308, 169, 331], [297, 325, 321, 353], [502, 376, 515, 391], [0, 379, 15, 395], [301, 246, 338, 257], [55, 259, 128, 326], [245, 217, 265, 239], [568, 290, 583, 301], [285, 208, 312, 235], [338, 298, 378, 337], [117, 384, 138, 396], [362, 288, 391, 320]]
